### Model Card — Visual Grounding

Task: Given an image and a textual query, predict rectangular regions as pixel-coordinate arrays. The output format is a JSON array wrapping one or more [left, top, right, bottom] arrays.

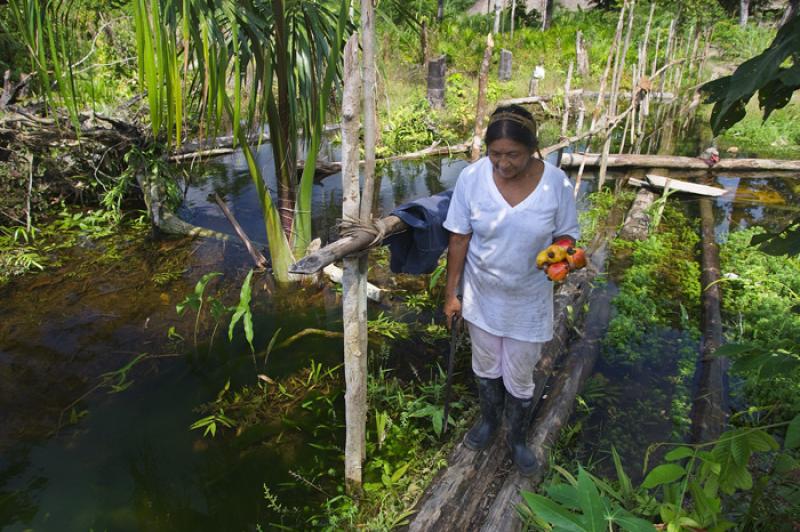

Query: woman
[[442, 104, 579, 476]]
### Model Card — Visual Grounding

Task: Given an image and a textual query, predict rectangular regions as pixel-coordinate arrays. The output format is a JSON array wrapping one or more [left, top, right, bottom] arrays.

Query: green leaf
[[774, 453, 799, 475], [546, 483, 581, 510], [785, 413, 800, 450], [520, 492, 587, 532], [615, 514, 657, 532], [391, 462, 410, 483], [576, 467, 605, 532], [664, 447, 694, 462], [431, 409, 443, 436], [641, 464, 685, 489], [730, 430, 750, 466], [746, 429, 778, 452], [611, 446, 633, 497]]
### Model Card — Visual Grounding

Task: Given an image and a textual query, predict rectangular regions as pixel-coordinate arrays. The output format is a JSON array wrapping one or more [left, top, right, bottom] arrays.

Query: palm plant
[[131, 0, 351, 281]]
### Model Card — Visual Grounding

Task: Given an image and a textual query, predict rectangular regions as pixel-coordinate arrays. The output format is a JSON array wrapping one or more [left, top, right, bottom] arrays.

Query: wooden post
[[420, 20, 428, 65], [360, 0, 377, 222], [471, 33, 494, 161], [561, 61, 573, 137], [573, 3, 626, 196], [576, 30, 590, 79], [598, 0, 634, 189], [498, 49, 513, 81], [427, 55, 446, 109], [510, 0, 517, 38], [341, 34, 368, 494]]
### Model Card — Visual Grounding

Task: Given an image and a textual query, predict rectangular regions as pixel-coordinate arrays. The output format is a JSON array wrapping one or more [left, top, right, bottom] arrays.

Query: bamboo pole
[[573, 2, 626, 196], [598, 0, 635, 189], [561, 61, 573, 137], [340, 34, 368, 494], [471, 33, 495, 162]]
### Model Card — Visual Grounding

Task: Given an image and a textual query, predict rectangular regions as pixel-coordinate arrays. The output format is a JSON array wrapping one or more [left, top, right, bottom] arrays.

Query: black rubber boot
[[505, 393, 539, 477], [463, 377, 504, 450]]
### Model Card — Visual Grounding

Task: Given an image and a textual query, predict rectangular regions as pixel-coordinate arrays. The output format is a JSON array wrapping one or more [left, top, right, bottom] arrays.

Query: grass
[[717, 93, 800, 159]]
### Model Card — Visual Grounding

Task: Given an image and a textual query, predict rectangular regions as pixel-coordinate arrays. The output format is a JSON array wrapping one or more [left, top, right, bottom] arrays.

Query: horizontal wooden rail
[[289, 215, 408, 274]]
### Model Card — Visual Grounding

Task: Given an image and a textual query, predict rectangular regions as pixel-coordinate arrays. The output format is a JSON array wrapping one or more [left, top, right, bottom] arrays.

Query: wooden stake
[[574, 2, 626, 196], [471, 33, 495, 161], [561, 61, 573, 137], [598, 0, 635, 189], [341, 34, 368, 494], [360, 0, 377, 221]]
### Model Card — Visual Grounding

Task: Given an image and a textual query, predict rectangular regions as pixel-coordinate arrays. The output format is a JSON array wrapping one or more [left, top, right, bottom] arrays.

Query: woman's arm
[[443, 231, 472, 328]]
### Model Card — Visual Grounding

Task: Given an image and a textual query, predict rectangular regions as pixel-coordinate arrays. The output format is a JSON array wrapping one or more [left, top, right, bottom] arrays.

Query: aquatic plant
[[523, 416, 800, 531]]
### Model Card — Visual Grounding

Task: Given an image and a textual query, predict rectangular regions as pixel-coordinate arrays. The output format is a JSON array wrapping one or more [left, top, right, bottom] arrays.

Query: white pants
[[467, 321, 543, 400]]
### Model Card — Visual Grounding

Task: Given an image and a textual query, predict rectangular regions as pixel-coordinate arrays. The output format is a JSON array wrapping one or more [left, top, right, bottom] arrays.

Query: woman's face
[[487, 138, 533, 180]]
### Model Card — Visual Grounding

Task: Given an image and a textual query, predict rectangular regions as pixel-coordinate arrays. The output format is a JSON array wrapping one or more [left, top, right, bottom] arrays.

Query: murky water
[[565, 172, 798, 480], [1, 140, 797, 529]]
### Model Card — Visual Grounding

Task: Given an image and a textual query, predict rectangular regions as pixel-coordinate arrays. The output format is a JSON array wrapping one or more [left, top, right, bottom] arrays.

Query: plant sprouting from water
[[176, 269, 256, 356]]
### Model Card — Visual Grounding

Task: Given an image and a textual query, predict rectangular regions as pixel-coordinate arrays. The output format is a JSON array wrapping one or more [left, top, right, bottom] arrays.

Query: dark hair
[[485, 104, 538, 150]]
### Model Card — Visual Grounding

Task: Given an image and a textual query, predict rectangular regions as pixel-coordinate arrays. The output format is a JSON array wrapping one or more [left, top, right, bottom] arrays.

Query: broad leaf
[[641, 464, 685, 489], [576, 467, 606, 532], [664, 447, 694, 462], [785, 413, 800, 450], [520, 492, 587, 532]]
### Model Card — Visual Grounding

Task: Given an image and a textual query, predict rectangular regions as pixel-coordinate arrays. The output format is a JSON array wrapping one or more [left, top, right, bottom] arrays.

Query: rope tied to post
[[338, 215, 388, 247]]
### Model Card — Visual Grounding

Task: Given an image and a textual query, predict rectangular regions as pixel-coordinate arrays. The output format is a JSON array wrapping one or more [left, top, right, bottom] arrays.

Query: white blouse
[[443, 157, 580, 342]]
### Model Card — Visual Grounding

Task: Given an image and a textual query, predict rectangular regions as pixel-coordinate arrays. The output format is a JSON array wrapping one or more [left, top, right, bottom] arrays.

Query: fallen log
[[289, 215, 408, 275], [690, 187, 728, 442], [619, 187, 658, 241], [559, 153, 800, 171]]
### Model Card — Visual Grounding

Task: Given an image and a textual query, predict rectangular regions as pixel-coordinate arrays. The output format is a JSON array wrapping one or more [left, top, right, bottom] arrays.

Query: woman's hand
[[444, 295, 462, 329]]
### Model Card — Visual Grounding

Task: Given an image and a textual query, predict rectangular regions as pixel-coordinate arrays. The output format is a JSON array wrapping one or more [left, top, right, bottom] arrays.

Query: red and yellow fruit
[[546, 260, 570, 282]]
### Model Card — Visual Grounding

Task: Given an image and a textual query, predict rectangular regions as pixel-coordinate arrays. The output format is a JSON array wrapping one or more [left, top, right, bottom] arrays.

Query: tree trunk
[[271, 0, 297, 238], [541, 0, 554, 30], [340, 34, 367, 494], [471, 34, 495, 161], [739, 0, 750, 27], [437, 0, 444, 22]]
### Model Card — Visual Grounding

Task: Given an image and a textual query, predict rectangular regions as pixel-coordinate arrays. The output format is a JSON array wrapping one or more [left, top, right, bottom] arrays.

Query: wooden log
[[559, 153, 800, 171], [289, 215, 407, 274], [619, 187, 657, 241], [427, 55, 447, 109], [690, 188, 728, 443]]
